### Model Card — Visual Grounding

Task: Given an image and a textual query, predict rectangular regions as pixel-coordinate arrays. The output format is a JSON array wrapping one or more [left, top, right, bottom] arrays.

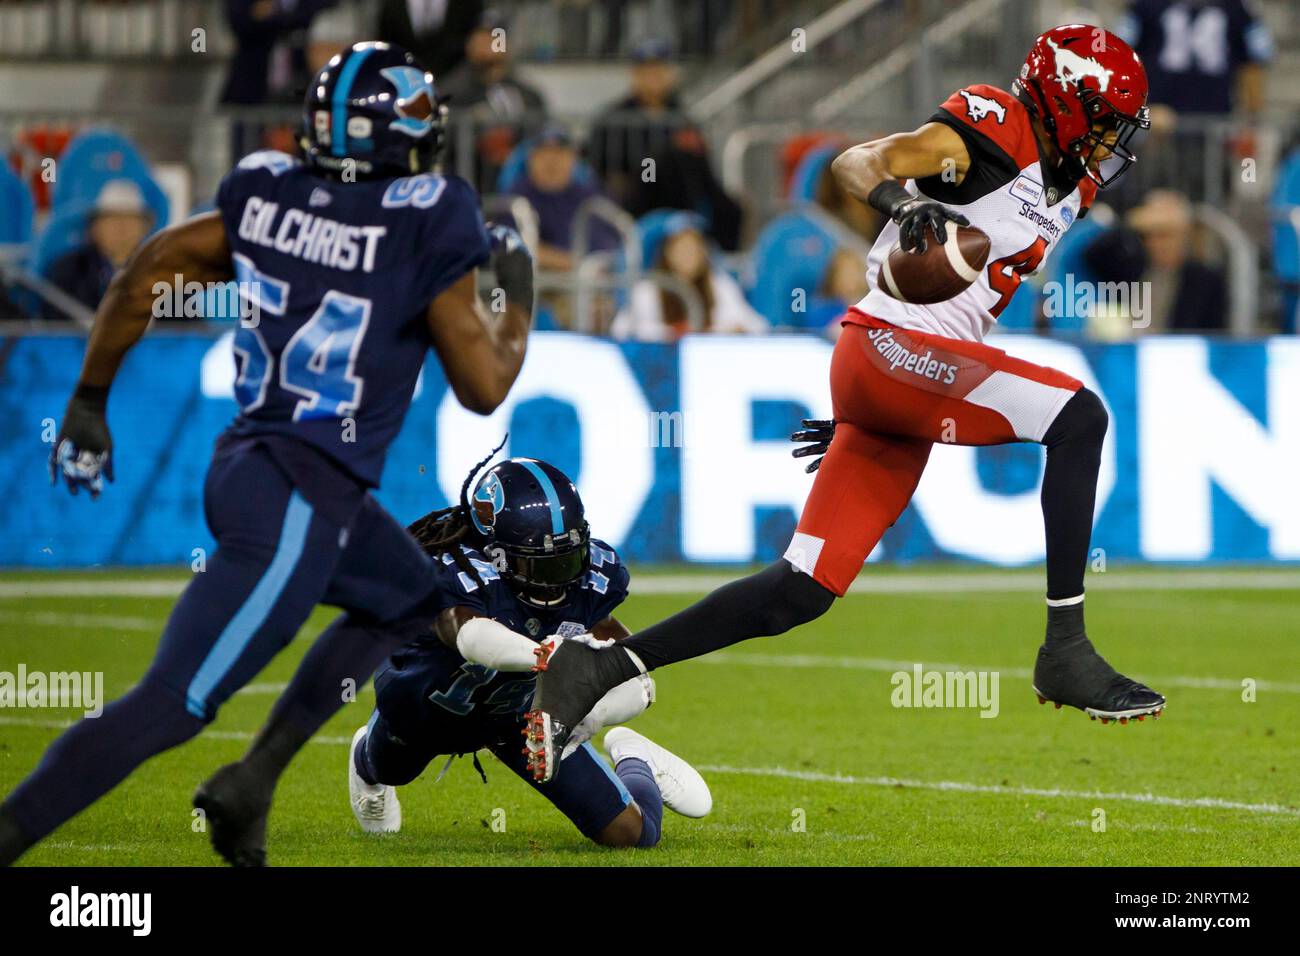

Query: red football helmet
[[1013, 24, 1150, 188]]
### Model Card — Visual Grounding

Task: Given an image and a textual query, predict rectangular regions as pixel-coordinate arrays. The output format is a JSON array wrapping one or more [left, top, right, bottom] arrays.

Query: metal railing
[[691, 0, 890, 121], [0, 0, 239, 59], [0, 245, 94, 327], [811, 0, 1013, 123], [1194, 203, 1260, 337], [0, 0, 778, 62]]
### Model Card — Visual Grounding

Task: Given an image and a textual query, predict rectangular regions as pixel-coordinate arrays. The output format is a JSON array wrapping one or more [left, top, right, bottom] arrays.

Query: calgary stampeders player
[[522, 25, 1166, 785]]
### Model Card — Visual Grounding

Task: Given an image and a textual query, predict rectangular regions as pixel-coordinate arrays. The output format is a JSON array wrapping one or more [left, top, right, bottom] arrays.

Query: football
[[879, 224, 992, 304]]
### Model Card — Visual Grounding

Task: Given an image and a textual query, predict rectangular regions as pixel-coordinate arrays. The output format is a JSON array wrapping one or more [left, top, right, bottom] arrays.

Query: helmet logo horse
[[1045, 36, 1113, 93]]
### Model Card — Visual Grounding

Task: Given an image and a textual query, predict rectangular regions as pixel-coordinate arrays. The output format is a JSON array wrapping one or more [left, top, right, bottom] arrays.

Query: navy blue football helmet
[[468, 458, 591, 605], [301, 41, 447, 179]]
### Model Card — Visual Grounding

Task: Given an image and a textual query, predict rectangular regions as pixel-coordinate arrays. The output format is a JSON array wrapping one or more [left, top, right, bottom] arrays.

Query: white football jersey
[[852, 84, 1098, 343]]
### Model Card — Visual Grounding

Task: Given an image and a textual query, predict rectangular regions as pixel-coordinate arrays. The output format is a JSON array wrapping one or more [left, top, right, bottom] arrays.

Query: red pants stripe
[[786, 312, 1083, 596]]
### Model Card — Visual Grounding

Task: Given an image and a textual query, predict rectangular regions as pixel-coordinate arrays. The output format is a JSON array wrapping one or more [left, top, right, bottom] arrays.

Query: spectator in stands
[[505, 124, 620, 272], [441, 9, 548, 193], [1120, 0, 1271, 117], [1117, 0, 1273, 202], [1130, 190, 1228, 333], [589, 38, 743, 250], [377, 0, 484, 77], [220, 0, 339, 105], [611, 212, 766, 340], [814, 159, 883, 244], [1082, 190, 1228, 335], [589, 38, 681, 205], [221, 0, 339, 163], [816, 249, 870, 335], [43, 180, 152, 321]]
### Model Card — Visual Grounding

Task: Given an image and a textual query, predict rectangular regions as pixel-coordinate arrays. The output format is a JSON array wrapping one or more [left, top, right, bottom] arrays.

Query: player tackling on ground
[[0, 42, 533, 865], [524, 24, 1167, 782]]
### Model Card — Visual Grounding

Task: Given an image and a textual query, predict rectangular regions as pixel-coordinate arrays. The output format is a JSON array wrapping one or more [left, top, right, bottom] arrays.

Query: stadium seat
[[1035, 215, 1105, 334], [51, 128, 170, 229], [786, 143, 839, 203], [0, 162, 35, 245], [30, 204, 93, 279], [1270, 149, 1300, 333], [994, 282, 1037, 332], [747, 210, 837, 325]]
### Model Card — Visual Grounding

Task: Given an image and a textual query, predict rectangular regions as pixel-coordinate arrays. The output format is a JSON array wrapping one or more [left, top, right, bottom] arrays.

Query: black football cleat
[[193, 761, 273, 867], [1032, 633, 1166, 724], [524, 639, 631, 783]]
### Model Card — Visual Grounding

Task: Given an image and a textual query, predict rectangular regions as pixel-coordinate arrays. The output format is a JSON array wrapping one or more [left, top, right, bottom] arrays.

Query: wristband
[[867, 180, 913, 219], [72, 383, 110, 410]]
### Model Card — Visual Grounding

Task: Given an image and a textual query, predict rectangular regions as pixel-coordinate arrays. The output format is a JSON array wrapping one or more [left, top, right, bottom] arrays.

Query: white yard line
[[1, 609, 1292, 695], [1, 714, 1291, 818], [1, 568, 1299, 600], [631, 570, 1300, 595], [695, 765, 1300, 817], [0, 610, 157, 631], [0, 580, 187, 599], [697, 651, 1300, 694]]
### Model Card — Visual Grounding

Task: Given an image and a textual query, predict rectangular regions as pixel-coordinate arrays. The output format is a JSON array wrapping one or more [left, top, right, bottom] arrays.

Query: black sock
[[1045, 600, 1086, 647], [621, 559, 836, 671], [1040, 388, 1107, 601]]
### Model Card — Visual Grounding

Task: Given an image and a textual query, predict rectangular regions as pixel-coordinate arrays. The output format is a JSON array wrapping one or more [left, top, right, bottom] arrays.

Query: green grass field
[[1, 566, 1297, 866]]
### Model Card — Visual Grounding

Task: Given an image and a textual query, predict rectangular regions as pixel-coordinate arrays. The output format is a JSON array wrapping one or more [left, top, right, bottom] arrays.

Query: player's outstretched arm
[[50, 212, 232, 497], [832, 123, 974, 253], [426, 269, 531, 415], [434, 607, 541, 671], [79, 211, 233, 389], [831, 122, 972, 201]]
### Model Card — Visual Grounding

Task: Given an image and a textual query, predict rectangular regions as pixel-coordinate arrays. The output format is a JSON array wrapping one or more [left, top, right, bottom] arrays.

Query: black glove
[[791, 419, 835, 473], [868, 180, 969, 254], [49, 384, 113, 498], [485, 222, 534, 319]]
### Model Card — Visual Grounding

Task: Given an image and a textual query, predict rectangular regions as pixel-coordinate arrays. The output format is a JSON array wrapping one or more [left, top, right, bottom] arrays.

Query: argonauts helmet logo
[[381, 65, 436, 139], [471, 472, 506, 534]]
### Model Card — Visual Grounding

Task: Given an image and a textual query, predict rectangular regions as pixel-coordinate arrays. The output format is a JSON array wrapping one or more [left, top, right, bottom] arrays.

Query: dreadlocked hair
[[404, 436, 508, 590]]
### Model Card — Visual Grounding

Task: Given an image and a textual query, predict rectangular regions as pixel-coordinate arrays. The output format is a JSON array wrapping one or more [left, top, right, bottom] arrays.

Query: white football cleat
[[349, 726, 401, 834], [604, 727, 712, 818]]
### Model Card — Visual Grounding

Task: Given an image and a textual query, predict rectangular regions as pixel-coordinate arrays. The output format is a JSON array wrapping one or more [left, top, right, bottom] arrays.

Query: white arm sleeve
[[455, 617, 539, 672]]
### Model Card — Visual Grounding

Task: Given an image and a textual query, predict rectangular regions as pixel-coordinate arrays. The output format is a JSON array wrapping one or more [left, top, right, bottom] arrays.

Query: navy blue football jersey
[[1119, 0, 1272, 115], [214, 150, 491, 485], [390, 538, 629, 724]]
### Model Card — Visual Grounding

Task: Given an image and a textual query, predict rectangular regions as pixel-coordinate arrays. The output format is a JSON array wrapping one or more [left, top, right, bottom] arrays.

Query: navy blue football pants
[[354, 653, 635, 842], [2, 439, 437, 846]]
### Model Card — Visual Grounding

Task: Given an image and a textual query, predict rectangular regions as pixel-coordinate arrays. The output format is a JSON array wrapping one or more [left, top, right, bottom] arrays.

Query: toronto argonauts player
[[0, 42, 534, 866], [344, 455, 711, 848]]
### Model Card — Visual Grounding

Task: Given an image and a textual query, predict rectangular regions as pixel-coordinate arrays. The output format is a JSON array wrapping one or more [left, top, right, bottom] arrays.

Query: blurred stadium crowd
[[1, 0, 1298, 337]]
